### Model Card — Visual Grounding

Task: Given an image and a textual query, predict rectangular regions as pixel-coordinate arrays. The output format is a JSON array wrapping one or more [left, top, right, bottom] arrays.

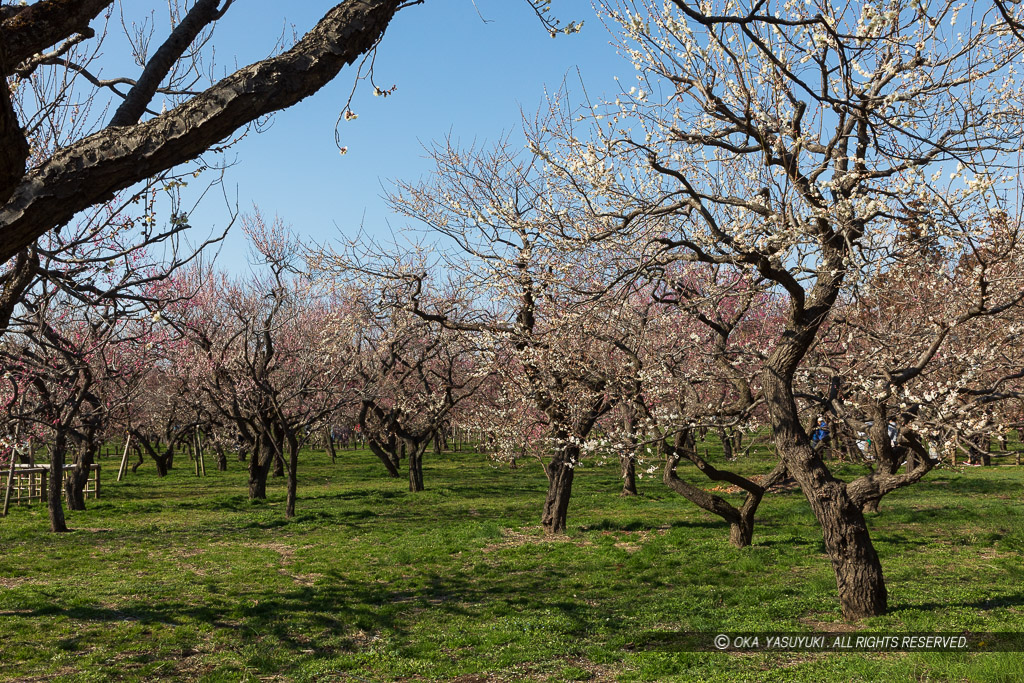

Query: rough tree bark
[[541, 446, 578, 534], [273, 451, 285, 478], [0, 249, 38, 332], [64, 440, 97, 512], [247, 437, 275, 499], [718, 427, 734, 461], [620, 454, 637, 496], [0, 0, 406, 265], [764, 358, 888, 620], [129, 430, 173, 476], [407, 439, 427, 492], [366, 436, 401, 478], [45, 437, 68, 533], [662, 430, 786, 548]]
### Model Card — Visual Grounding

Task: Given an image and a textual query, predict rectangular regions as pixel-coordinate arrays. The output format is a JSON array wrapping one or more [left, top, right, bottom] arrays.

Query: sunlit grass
[[0, 443, 1022, 681]]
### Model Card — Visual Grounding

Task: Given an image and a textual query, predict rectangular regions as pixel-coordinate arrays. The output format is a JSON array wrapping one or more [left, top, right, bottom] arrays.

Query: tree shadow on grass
[[579, 518, 724, 533], [869, 532, 943, 548], [939, 475, 1024, 496], [891, 593, 1024, 613], [1, 568, 617, 663], [315, 489, 405, 503], [175, 495, 251, 512]]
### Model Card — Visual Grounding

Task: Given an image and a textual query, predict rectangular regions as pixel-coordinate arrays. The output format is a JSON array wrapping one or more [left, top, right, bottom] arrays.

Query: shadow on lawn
[[932, 473, 1023, 496], [3, 569, 611, 659], [892, 592, 1024, 613], [580, 518, 725, 533]]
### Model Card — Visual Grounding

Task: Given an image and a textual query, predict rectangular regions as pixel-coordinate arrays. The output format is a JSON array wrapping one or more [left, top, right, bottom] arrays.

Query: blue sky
[[184, 0, 628, 270]]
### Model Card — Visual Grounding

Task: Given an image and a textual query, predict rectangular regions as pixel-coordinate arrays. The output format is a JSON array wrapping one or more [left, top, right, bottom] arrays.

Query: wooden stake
[[196, 428, 206, 477], [3, 419, 25, 517], [117, 434, 132, 482], [2, 449, 17, 517]]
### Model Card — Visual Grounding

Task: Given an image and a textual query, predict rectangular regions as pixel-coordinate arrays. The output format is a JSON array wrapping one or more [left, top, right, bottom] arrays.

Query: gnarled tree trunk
[[272, 450, 285, 478], [542, 446, 578, 534], [764, 370, 887, 620], [46, 439, 68, 533], [248, 439, 275, 500], [407, 439, 426, 492], [65, 469, 86, 511], [367, 436, 401, 478], [620, 455, 637, 496], [131, 431, 172, 476], [662, 430, 785, 548]]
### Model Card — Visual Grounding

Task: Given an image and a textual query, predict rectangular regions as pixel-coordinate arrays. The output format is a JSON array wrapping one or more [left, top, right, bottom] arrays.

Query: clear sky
[[183, 0, 628, 271]]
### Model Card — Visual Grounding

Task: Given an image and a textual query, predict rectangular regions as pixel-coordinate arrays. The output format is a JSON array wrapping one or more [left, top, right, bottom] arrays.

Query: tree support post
[[2, 451, 17, 517], [195, 428, 206, 477], [116, 434, 132, 482]]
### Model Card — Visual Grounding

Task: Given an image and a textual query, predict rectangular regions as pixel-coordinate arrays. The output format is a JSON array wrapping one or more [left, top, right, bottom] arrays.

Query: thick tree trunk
[[248, 444, 274, 500], [765, 372, 887, 619], [620, 455, 637, 496], [46, 441, 68, 533], [248, 461, 269, 499], [729, 515, 754, 548], [272, 450, 285, 478], [542, 448, 577, 534], [662, 434, 783, 549], [718, 427, 734, 461], [65, 463, 88, 511], [64, 440, 95, 511], [813, 489, 886, 619], [367, 438, 400, 478], [733, 464, 787, 547], [408, 440, 425, 492], [620, 414, 639, 495], [133, 433, 171, 477], [732, 430, 743, 454]]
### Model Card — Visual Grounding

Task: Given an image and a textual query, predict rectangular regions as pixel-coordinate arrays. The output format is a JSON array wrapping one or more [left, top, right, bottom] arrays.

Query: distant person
[[811, 417, 830, 445]]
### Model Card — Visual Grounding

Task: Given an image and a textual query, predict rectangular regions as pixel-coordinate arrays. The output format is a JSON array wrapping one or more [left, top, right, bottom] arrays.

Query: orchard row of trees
[[5, 202, 1023, 521], [325, 0, 1024, 622], [4, 0, 1024, 623], [3, 195, 1023, 615]]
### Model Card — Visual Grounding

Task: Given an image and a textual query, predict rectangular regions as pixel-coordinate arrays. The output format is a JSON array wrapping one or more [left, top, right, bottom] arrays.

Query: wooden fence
[[1, 463, 101, 509]]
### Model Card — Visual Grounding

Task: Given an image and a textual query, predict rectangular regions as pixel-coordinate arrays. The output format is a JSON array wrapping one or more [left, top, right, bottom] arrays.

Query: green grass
[[0, 445, 1022, 681]]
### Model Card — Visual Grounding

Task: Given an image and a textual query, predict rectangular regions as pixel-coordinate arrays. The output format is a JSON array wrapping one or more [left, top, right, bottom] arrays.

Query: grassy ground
[[1, 445, 1022, 682]]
